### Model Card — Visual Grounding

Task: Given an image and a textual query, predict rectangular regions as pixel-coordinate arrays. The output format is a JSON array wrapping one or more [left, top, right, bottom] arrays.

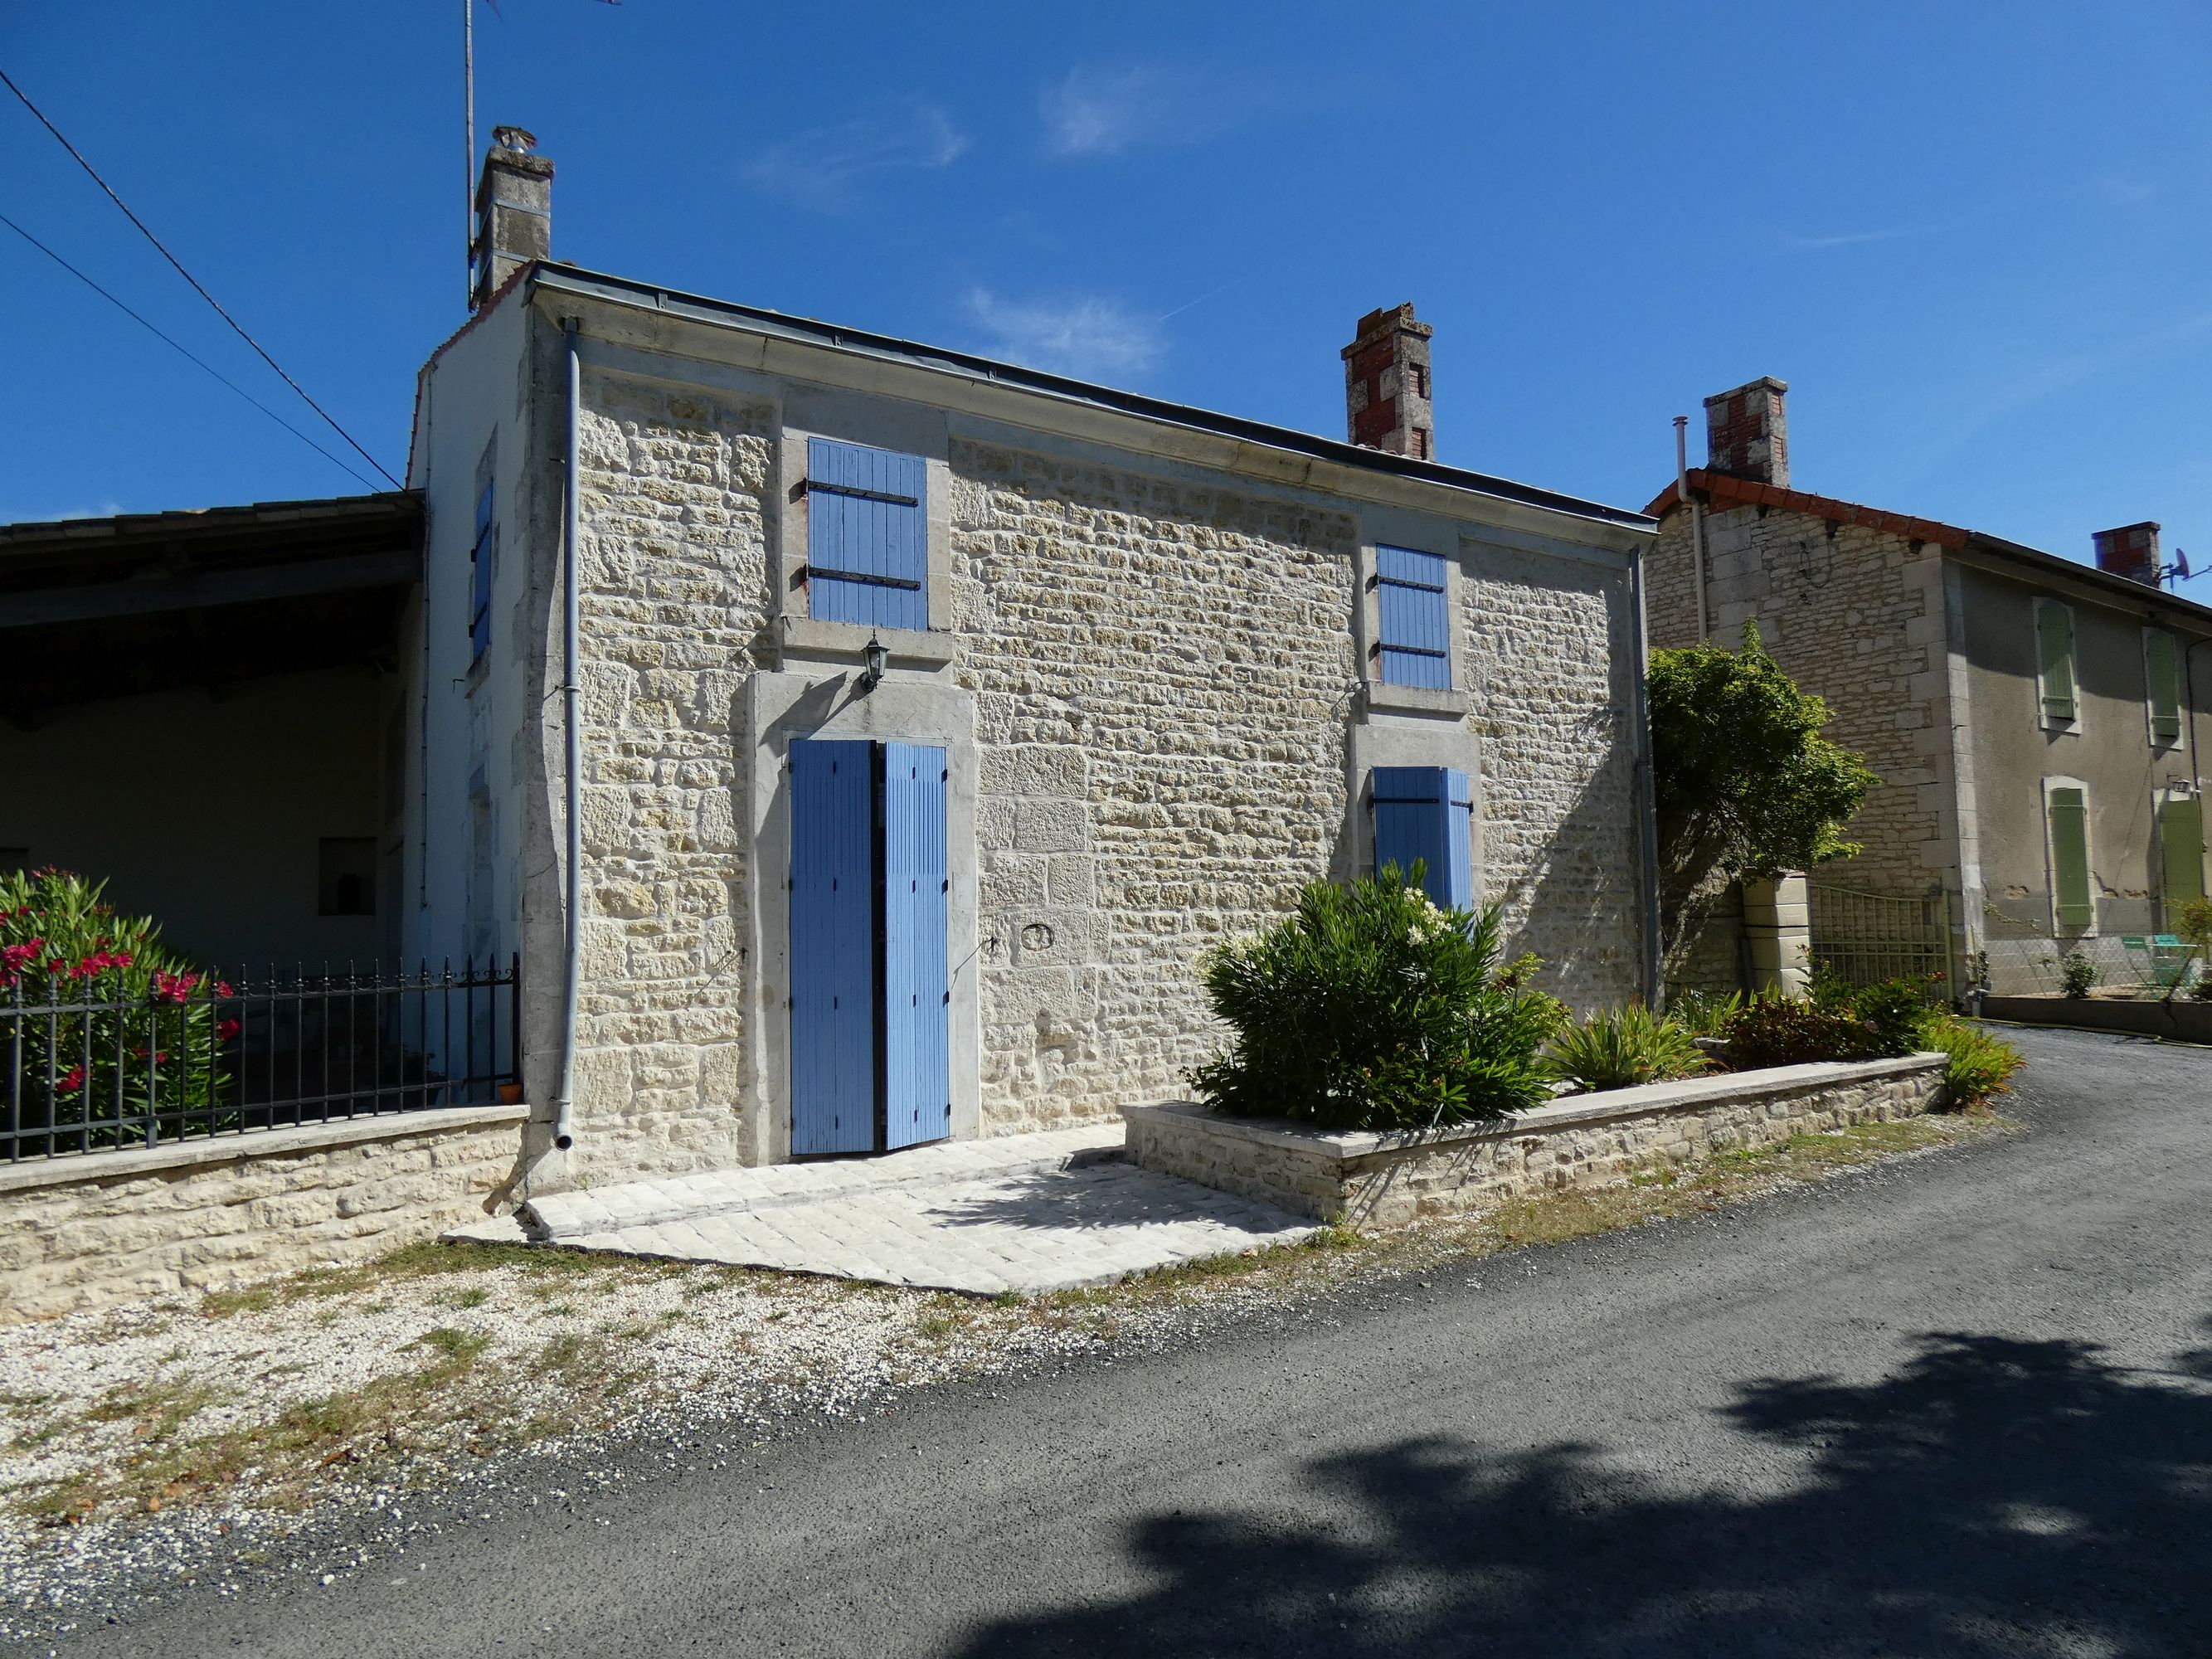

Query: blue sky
[[5, 1, 2210, 575]]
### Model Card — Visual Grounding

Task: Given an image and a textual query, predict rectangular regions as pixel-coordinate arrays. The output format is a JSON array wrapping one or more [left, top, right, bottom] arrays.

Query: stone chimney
[[470, 126, 553, 313], [2091, 521, 2161, 586], [1704, 377, 1790, 487], [1341, 304, 1435, 460]]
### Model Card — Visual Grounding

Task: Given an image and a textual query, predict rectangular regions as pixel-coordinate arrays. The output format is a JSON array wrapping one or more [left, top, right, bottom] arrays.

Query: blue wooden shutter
[[1376, 546, 1451, 690], [789, 740, 878, 1155], [469, 480, 494, 661], [1372, 766, 1473, 910], [807, 438, 927, 631], [882, 742, 950, 1150]]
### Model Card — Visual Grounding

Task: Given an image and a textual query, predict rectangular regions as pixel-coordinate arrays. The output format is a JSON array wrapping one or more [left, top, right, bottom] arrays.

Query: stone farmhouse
[[1646, 378, 2210, 997], [1, 129, 1660, 1311]]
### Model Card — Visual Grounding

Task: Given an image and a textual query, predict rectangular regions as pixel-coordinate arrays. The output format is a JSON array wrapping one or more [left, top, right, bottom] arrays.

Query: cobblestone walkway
[[446, 1126, 1317, 1295]]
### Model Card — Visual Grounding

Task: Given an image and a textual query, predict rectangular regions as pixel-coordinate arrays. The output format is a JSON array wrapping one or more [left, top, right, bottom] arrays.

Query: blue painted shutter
[[1376, 546, 1450, 689], [807, 438, 927, 631], [882, 743, 950, 1150], [1372, 766, 1474, 911], [469, 481, 494, 661], [789, 740, 878, 1155]]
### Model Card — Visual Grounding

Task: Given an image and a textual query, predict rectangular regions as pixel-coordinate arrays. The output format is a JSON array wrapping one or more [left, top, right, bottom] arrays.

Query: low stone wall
[[0, 1106, 529, 1322], [1979, 996, 2212, 1045], [1124, 1055, 1947, 1228]]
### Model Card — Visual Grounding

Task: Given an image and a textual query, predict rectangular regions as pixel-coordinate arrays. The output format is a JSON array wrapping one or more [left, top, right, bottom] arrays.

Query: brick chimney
[[1341, 304, 1435, 460], [1704, 377, 1790, 487], [2091, 521, 2161, 586], [471, 126, 553, 313]]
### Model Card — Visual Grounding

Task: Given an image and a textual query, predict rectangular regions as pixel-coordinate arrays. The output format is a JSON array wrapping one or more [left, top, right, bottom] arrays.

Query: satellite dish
[[2176, 547, 2191, 580]]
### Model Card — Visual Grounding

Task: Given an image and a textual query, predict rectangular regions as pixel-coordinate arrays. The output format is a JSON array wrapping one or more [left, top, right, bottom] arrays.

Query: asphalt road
[[75, 1025, 2212, 1657]]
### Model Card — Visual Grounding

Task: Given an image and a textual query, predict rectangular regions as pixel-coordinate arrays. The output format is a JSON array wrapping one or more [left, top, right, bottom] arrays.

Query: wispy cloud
[[1038, 64, 1258, 159], [965, 289, 1163, 381], [743, 100, 968, 208], [2, 499, 123, 525], [1780, 226, 1925, 252]]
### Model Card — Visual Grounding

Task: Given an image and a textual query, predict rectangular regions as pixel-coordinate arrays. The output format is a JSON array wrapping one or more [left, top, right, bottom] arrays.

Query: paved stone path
[[446, 1125, 1317, 1295]]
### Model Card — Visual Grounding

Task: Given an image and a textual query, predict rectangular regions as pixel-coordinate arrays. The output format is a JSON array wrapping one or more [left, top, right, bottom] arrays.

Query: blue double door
[[787, 740, 951, 1157]]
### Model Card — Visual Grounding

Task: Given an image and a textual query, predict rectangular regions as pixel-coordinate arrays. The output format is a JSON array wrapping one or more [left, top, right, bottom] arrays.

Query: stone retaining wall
[[1979, 996, 2212, 1045], [1124, 1055, 1947, 1228], [0, 1106, 529, 1321]]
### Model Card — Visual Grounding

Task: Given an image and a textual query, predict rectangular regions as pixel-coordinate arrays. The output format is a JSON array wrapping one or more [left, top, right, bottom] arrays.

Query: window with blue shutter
[[469, 479, 494, 663], [788, 737, 953, 1157], [1375, 546, 1451, 689], [1371, 766, 1474, 911], [882, 743, 950, 1151], [805, 438, 927, 631]]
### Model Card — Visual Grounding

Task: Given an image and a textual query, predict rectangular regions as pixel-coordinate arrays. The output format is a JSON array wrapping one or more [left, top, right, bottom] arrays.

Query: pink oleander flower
[[216, 1018, 241, 1042], [56, 1064, 85, 1095]]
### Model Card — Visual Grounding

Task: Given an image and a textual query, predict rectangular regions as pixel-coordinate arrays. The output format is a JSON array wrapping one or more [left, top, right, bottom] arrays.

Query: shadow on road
[[955, 1331, 2212, 1657]]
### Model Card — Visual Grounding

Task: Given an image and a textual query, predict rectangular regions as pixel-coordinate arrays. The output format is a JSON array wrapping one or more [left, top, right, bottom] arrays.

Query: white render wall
[[416, 289, 1651, 1192]]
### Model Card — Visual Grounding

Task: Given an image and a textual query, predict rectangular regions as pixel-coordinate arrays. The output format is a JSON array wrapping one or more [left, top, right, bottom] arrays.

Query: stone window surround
[[775, 421, 955, 669], [2042, 772, 2098, 938], [1352, 512, 1471, 719], [2034, 596, 2082, 735], [741, 669, 980, 1168]]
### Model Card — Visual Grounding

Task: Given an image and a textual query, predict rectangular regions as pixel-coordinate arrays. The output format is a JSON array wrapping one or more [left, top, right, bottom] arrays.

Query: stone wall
[[1646, 504, 1960, 899], [1461, 544, 1642, 1007], [0, 1107, 528, 1321], [566, 377, 775, 1175], [949, 440, 1360, 1136], [545, 364, 1647, 1178], [1125, 1054, 1946, 1228]]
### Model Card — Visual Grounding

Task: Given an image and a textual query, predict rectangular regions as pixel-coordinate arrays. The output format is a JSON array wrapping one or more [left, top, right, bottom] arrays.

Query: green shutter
[[2038, 602, 2077, 723], [2049, 786, 2094, 929], [2163, 794, 2206, 907], [2146, 630, 2181, 745]]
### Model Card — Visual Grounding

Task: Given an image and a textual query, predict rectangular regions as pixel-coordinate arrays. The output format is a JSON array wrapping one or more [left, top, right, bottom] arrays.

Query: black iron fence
[[3, 957, 520, 1164]]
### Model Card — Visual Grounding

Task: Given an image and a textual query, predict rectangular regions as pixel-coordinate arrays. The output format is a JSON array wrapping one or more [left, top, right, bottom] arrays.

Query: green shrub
[[1720, 977, 1936, 1069], [1189, 868, 1561, 1131], [1665, 990, 1743, 1040], [1545, 1003, 1709, 1092], [1922, 1017, 2025, 1109], [2055, 950, 2098, 999]]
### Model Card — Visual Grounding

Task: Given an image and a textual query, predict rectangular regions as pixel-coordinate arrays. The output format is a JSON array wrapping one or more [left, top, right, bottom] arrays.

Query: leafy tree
[[1648, 621, 1877, 963]]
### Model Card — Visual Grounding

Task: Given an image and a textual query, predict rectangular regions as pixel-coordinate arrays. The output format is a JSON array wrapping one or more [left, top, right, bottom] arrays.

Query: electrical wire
[[0, 208, 379, 491], [0, 65, 402, 489]]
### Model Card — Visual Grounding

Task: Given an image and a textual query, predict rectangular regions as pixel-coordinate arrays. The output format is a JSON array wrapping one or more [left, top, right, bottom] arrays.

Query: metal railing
[[1807, 882, 1952, 993], [3, 956, 520, 1164]]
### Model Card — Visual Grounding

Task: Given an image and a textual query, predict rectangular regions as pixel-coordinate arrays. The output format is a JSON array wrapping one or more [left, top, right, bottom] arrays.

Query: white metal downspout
[[552, 319, 583, 1151], [1629, 543, 1665, 1008], [1675, 415, 1709, 641]]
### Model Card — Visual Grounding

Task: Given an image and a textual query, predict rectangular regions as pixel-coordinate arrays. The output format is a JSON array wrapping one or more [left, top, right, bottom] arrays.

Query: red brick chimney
[[1342, 304, 1435, 460], [1704, 377, 1790, 487], [2091, 521, 2161, 586]]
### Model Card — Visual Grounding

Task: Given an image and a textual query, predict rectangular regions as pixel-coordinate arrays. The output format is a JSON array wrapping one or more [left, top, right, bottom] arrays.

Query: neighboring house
[[0, 129, 1660, 1313], [407, 129, 1660, 1194], [1645, 378, 2211, 996]]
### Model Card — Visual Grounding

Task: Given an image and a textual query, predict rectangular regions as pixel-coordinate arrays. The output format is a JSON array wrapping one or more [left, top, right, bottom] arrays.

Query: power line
[[0, 66, 403, 489], [0, 208, 380, 491]]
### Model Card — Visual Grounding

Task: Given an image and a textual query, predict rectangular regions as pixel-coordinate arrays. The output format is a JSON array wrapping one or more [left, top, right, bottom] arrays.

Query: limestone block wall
[[563, 376, 775, 1175], [948, 440, 1360, 1136], [0, 1107, 528, 1321], [1646, 506, 1960, 898], [1125, 1053, 1946, 1228], [1461, 544, 1643, 1007]]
